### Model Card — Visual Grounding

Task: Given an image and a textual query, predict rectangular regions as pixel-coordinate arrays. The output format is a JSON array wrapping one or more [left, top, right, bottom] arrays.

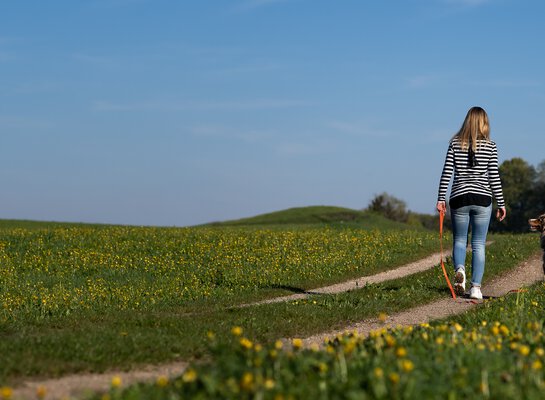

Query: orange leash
[[439, 210, 457, 299]]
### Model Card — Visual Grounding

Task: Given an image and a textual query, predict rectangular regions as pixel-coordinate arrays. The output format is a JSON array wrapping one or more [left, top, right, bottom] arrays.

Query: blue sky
[[1, 0, 544, 227]]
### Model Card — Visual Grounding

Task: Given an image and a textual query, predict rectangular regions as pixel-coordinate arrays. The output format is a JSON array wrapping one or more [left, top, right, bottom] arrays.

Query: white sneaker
[[469, 286, 483, 300], [454, 269, 466, 296]]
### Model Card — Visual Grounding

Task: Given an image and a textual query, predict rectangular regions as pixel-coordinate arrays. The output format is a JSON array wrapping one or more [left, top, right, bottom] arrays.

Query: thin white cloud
[[406, 74, 440, 89], [94, 98, 313, 112], [89, 0, 150, 8], [73, 53, 119, 68], [468, 79, 542, 88], [327, 120, 394, 138], [190, 124, 274, 143], [275, 141, 332, 156], [0, 52, 14, 62], [234, 0, 294, 11], [209, 62, 283, 77], [0, 116, 52, 130], [443, 0, 491, 6], [189, 124, 333, 157], [14, 81, 62, 94]]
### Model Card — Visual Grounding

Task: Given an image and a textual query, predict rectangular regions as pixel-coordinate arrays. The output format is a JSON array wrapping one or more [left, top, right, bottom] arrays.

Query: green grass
[[204, 205, 421, 230], [0, 232, 538, 385], [87, 249, 545, 400]]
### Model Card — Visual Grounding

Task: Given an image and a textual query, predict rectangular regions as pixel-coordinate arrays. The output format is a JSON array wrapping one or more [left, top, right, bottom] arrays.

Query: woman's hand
[[436, 201, 446, 214], [496, 206, 507, 222]]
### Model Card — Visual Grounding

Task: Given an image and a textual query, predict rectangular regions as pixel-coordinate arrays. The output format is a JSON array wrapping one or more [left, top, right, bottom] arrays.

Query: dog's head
[[528, 214, 545, 232]]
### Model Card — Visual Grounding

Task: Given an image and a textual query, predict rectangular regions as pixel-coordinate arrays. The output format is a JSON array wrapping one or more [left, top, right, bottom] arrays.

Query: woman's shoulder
[[478, 139, 497, 149]]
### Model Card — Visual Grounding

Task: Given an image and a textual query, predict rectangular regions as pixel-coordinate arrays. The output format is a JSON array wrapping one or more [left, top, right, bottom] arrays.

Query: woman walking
[[437, 106, 506, 299]]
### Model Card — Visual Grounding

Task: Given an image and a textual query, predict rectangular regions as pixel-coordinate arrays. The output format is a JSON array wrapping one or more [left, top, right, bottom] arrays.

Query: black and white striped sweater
[[437, 137, 505, 207]]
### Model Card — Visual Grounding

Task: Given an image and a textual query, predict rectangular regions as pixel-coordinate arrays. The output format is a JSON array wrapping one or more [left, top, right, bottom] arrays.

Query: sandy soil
[[11, 250, 543, 400], [302, 252, 544, 346]]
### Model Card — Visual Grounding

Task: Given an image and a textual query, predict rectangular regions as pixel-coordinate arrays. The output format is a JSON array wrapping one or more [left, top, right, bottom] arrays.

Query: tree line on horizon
[[367, 157, 545, 233]]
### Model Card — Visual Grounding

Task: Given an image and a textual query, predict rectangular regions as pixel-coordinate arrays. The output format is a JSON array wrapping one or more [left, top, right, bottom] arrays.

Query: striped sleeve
[[437, 142, 454, 202], [488, 143, 505, 207]]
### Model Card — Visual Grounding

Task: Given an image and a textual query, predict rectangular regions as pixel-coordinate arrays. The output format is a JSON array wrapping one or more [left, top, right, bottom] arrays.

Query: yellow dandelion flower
[[384, 335, 396, 347], [491, 326, 500, 336], [374, 367, 384, 378], [264, 378, 275, 390], [453, 323, 463, 332], [318, 362, 328, 373], [182, 368, 197, 383], [400, 359, 414, 372], [518, 345, 530, 356], [532, 360, 543, 370], [36, 386, 47, 399], [156, 375, 169, 387], [240, 372, 254, 391], [536, 348, 545, 357], [111, 376, 122, 388], [436, 337, 444, 345], [275, 340, 284, 350], [396, 347, 407, 357], [240, 337, 253, 350], [231, 326, 243, 336], [378, 312, 388, 323], [0, 387, 13, 400], [292, 338, 303, 350], [500, 325, 509, 336], [389, 372, 400, 384]]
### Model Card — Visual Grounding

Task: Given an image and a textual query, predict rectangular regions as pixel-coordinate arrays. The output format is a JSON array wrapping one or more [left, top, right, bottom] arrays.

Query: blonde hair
[[455, 106, 490, 151]]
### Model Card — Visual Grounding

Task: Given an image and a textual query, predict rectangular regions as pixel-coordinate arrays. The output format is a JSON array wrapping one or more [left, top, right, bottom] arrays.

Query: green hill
[[206, 205, 423, 230]]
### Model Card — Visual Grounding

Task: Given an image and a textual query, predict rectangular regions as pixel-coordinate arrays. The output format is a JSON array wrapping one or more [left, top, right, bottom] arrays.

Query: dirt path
[[12, 249, 542, 400], [240, 250, 446, 307], [302, 252, 544, 346]]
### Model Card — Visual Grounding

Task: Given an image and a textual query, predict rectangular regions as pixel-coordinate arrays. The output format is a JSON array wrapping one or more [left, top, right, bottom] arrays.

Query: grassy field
[[0, 207, 541, 394], [95, 281, 545, 400]]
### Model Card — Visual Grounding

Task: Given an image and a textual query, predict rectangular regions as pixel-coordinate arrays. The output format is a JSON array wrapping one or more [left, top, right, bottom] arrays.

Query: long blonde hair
[[455, 106, 490, 151]]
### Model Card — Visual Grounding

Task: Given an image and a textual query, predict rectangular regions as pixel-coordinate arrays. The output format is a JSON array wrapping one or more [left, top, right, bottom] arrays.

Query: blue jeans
[[450, 204, 492, 287]]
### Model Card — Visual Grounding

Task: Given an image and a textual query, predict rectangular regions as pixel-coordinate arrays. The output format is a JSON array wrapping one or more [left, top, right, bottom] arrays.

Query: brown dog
[[528, 214, 545, 275]]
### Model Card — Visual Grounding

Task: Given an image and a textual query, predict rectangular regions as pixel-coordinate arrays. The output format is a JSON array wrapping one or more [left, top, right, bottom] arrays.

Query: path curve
[[12, 245, 538, 400], [302, 252, 544, 346], [240, 250, 445, 307]]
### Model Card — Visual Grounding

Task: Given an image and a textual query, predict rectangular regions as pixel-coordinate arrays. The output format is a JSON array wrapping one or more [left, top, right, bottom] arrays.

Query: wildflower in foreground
[[36, 386, 47, 399], [240, 372, 254, 391], [182, 369, 197, 383], [378, 312, 388, 323], [400, 359, 414, 372], [389, 372, 400, 384], [156, 375, 169, 387], [240, 337, 253, 350], [111, 376, 122, 388], [292, 338, 303, 350], [231, 326, 243, 336], [0, 387, 13, 400], [396, 347, 407, 358]]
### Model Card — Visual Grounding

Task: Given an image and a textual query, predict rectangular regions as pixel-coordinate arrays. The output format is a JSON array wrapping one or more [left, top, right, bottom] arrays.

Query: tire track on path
[[302, 252, 544, 347], [16, 243, 524, 400]]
